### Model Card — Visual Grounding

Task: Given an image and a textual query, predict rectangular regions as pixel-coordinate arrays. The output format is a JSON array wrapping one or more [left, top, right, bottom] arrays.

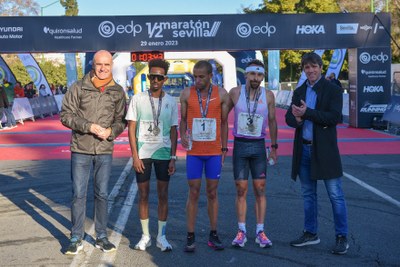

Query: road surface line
[[344, 171, 400, 208]]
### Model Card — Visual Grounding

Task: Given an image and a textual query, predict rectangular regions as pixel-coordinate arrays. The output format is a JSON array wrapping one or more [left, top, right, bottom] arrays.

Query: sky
[[36, 0, 263, 16]]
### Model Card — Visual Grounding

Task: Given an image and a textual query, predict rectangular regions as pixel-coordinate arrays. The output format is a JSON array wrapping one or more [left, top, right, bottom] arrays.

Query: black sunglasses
[[147, 74, 166, 81]]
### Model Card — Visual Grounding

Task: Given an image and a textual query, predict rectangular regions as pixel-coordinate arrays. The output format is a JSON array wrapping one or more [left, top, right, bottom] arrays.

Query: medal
[[148, 90, 163, 137], [153, 126, 160, 136], [245, 86, 261, 131], [248, 123, 255, 132]]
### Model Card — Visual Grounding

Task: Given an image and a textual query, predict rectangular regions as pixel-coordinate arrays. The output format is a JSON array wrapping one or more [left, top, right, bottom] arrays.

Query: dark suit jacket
[[285, 77, 343, 180]]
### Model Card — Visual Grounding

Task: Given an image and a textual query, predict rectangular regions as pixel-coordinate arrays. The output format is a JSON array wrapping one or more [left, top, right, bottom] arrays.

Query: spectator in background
[[24, 82, 36, 98], [326, 73, 342, 89], [1, 84, 10, 129], [39, 84, 50, 97], [14, 81, 25, 98], [2, 78, 17, 129], [50, 84, 56, 95]]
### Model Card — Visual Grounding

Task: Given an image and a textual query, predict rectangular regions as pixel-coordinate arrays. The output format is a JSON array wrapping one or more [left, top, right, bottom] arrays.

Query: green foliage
[[60, 0, 79, 16], [245, 0, 399, 82], [3, 54, 80, 87]]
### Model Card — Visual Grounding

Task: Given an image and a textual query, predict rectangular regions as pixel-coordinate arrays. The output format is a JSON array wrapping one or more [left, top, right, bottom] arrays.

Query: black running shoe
[[331, 235, 349, 255], [208, 232, 224, 250], [184, 234, 195, 252], [290, 231, 320, 247], [65, 237, 83, 255], [95, 237, 116, 252]]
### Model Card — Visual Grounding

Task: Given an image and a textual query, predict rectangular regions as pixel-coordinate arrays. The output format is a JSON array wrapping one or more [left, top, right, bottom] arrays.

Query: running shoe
[[134, 234, 151, 251], [290, 231, 320, 247], [95, 237, 116, 252], [232, 230, 247, 248], [184, 234, 195, 252], [208, 232, 224, 250], [65, 237, 83, 255], [331, 235, 349, 255], [255, 231, 272, 248], [156, 235, 172, 252]]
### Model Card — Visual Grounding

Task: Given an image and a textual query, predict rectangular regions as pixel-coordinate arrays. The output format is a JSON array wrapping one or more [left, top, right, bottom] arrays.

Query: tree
[[0, 0, 39, 16], [244, 0, 399, 82], [60, 0, 79, 16]]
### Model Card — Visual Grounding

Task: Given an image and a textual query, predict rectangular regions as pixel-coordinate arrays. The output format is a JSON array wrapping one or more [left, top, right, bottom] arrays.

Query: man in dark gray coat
[[285, 52, 349, 255], [61, 50, 126, 255]]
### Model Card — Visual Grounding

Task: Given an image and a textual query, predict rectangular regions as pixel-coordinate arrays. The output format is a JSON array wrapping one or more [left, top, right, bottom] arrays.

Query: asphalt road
[[0, 154, 399, 266]]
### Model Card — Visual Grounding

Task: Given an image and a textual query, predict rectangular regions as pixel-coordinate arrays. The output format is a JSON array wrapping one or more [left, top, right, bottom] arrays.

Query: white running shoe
[[134, 235, 151, 251], [156, 235, 172, 252]]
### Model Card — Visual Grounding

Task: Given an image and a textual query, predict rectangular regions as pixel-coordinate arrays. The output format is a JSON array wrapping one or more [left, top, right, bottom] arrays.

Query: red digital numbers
[[131, 52, 164, 62]]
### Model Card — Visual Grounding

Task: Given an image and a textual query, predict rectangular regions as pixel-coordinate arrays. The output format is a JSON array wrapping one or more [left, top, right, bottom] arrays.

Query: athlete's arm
[[128, 120, 145, 173], [179, 87, 190, 149]]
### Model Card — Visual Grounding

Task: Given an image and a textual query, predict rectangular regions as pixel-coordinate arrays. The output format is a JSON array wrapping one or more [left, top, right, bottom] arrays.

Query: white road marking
[[344, 171, 400, 208]]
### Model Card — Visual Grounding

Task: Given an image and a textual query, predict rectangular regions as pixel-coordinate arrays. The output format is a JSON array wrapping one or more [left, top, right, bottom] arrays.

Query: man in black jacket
[[285, 52, 349, 255]]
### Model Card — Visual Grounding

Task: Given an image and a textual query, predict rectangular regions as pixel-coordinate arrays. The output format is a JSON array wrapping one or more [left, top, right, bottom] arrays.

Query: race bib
[[192, 118, 216, 141], [237, 112, 264, 137], [138, 120, 163, 143]]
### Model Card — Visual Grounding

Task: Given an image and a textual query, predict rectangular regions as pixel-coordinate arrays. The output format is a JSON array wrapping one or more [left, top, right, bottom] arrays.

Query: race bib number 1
[[192, 118, 216, 141]]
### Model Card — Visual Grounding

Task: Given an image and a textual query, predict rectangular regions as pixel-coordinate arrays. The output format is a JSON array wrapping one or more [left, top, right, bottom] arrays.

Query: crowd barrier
[[1, 95, 64, 124]]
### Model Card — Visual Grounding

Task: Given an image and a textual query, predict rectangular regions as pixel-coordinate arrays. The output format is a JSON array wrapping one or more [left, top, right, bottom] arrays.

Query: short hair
[[301, 52, 323, 69], [247, 59, 265, 68], [148, 59, 170, 74], [194, 60, 212, 74]]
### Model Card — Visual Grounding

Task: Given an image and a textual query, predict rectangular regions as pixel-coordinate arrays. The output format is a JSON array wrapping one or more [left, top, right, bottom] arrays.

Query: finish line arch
[[0, 12, 392, 128]]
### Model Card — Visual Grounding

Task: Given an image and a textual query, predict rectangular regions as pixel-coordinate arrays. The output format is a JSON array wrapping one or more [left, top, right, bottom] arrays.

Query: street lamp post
[[41, 0, 60, 16]]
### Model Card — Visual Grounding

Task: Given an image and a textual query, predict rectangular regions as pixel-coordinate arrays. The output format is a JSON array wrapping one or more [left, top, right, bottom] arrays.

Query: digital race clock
[[130, 51, 164, 62]]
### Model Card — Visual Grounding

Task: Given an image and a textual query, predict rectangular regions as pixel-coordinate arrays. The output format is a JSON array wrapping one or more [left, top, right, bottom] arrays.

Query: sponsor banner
[[64, 53, 78, 87], [268, 50, 280, 90], [383, 95, 400, 124], [84, 52, 95, 75], [0, 55, 16, 84], [209, 59, 223, 87], [229, 51, 256, 86], [17, 53, 51, 95], [349, 47, 391, 127], [0, 13, 390, 52], [326, 49, 346, 79]]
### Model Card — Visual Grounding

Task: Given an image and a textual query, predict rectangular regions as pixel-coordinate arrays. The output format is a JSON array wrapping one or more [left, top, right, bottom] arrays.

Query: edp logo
[[359, 52, 389, 64]]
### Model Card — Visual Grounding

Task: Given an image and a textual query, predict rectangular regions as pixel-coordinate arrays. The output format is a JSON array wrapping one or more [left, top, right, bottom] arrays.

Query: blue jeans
[[4, 103, 16, 127], [299, 144, 348, 236], [71, 152, 112, 239]]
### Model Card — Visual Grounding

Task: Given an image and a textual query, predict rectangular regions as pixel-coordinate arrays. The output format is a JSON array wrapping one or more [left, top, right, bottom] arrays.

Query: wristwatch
[[271, 144, 278, 149], [170, 156, 177, 160], [221, 148, 229, 152]]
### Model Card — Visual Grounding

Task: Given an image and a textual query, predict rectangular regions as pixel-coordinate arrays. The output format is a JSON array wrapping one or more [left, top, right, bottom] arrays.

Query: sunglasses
[[147, 73, 167, 81]]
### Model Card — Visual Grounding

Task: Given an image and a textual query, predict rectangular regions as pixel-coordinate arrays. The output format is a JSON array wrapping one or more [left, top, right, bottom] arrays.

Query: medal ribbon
[[196, 85, 213, 118], [245, 86, 261, 124], [148, 90, 163, 129]]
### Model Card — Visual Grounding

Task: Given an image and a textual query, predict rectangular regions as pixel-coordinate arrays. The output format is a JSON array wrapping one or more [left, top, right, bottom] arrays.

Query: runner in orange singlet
[[180, 60, 230, 252]]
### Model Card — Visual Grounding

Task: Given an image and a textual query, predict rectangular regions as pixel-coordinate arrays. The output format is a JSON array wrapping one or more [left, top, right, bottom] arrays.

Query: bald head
[[93, 50, 113, 80]]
